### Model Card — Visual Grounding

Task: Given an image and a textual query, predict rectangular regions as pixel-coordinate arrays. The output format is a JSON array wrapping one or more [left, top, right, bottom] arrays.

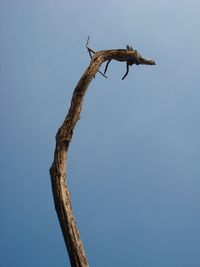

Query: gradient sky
[[1, 1, 200, 266]]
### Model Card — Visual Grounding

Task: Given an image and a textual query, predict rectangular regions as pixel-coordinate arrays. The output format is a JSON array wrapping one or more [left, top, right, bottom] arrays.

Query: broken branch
[[49, 41, 156, 267]]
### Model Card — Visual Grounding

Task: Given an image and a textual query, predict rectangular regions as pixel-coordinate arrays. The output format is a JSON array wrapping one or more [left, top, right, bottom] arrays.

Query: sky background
[[1, 0, 200, 266]]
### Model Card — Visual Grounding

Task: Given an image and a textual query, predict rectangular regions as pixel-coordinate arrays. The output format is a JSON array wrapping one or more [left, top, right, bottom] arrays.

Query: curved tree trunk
[[49, 45, 155, 267]]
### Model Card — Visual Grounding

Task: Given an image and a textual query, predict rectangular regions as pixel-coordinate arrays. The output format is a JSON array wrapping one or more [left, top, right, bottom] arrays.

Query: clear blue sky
[[1, 1, 200, 266]]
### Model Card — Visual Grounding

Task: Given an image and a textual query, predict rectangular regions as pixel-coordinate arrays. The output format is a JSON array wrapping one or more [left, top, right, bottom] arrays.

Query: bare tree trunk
[[49, 44, 155, 267]]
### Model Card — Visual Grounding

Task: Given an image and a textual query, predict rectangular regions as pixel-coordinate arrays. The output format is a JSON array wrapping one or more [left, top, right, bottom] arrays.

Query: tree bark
[[49, 46, 155, 267]]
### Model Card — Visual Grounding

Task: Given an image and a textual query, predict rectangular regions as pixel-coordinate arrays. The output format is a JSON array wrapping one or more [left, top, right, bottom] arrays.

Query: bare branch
[[86, 36, 108, 79], [50, 42, 156, 267], [122, 61, 130, 80], [86, 35, 95, 58], [104, 59, 112, 74]]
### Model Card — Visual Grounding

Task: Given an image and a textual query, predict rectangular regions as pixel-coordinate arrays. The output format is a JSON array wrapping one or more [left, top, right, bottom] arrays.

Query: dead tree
[[49, 39, 156, 267]]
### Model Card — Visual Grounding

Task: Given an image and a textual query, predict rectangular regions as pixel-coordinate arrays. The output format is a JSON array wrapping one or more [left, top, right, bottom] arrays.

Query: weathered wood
[[49, 45, 155, 267]]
